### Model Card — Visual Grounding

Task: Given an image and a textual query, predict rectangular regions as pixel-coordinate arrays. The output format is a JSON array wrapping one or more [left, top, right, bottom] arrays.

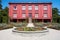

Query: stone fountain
[[12, 17, 48, 33], [27, 17, 34, 27]]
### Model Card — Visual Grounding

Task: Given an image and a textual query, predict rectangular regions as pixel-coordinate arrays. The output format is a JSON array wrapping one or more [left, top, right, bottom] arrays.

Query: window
[[35, 13, 38, 18], [44, 6, 48, 10], [35, 10, 38, 13], [29, 13, 32, 17], [44, 13, 48, 18], [14, 6, 17, 10], [22, 6, 26, 10], [22, 10, 25, 13], [28, 6, 32, 10], [29, 10, 32, 13], [35, 6, 38, 10], [13, 13, 17, 18], [22, 13, 26, 18]]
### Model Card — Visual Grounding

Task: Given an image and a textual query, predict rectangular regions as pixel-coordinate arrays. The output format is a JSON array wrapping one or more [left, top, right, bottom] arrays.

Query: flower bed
[[14, 27, 47, 31], [12, 27, 48, 33]]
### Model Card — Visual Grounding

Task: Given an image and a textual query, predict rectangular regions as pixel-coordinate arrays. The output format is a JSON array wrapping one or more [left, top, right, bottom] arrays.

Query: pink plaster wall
[[9, 3, 52, 20]]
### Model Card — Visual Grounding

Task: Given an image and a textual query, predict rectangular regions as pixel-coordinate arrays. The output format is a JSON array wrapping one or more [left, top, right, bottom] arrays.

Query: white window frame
[[14, 6, 17, 10], [13, 13, 17, 18], [35, 13, 38, 18], [22, 6, 26, 10], [44, 6, 48, 10], [22, 13, 26, 18], [28, 6, 32, 10], [35, 6, 38, 10], [44, 13, 48, 18]]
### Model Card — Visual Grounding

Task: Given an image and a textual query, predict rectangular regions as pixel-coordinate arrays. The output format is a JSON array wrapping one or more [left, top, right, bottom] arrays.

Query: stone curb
[[12, 28, 49, 33]]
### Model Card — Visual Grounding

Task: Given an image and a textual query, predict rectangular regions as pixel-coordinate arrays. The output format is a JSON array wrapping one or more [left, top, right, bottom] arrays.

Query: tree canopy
[[52, 8, 60, 23]]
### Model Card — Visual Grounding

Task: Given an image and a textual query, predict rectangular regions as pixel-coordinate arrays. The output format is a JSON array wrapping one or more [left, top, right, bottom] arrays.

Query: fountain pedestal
[[27, 18, 34, 27], [27, 23, 34, 27]]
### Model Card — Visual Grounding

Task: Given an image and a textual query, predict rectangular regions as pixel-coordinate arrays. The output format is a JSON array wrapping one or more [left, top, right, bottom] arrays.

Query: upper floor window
[[35, 13, 38, 18], [28, 6, 32, 10], [29, 10, 32, 13], [22, 10, 26, 13], [35, 6, 38, 10], [44, 13, 48, 18], [13, 6, 17, 10], [35, 10, 38, 13], [44, 6, 48, 10], [13, 13, 17, 18], [22, 13, 26, 18], [22, 6, 26, 10], [29, 13, 32, 17]]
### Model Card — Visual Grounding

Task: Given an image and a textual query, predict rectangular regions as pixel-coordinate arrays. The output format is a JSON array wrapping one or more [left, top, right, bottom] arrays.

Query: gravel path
[[0, 28, 60, 40]]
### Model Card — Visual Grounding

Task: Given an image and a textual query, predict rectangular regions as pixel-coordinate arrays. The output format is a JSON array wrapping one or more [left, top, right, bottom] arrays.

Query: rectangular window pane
[[29, 13, 32, 17], [28, 6, 32, 10], [35, 6, 38, 10], [44, 13, 48, 18], [22, 10, 25, 13], [22, 6, 26, 10], [35, 13, 38, 18], [44, 6, 47, 10], [35, 10, 38, 13], [13, 13, 17, 18], [22, 13, 26, 18]]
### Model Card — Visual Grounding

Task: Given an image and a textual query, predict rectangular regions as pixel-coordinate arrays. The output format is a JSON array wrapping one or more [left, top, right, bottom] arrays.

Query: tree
[[52, 8, 59, 23], [2, 7, 9, 23], [0, 0, 9, 23], [0, 0, 2, 23]]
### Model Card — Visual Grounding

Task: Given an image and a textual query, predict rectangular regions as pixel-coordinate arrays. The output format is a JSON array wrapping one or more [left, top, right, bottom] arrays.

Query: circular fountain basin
[[12, 28, 48, 33]]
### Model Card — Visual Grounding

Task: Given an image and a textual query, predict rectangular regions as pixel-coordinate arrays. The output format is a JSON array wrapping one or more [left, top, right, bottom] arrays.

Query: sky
[[1, 0, 60, 11]]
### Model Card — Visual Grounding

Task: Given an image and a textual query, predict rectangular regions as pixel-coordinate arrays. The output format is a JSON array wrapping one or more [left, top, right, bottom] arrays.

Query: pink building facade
[[9, 2, 52, 22]]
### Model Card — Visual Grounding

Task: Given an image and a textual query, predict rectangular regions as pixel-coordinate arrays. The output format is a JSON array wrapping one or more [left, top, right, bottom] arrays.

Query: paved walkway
[[0, 28, 60, 40]]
